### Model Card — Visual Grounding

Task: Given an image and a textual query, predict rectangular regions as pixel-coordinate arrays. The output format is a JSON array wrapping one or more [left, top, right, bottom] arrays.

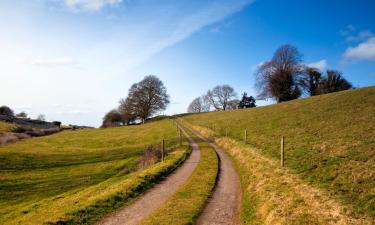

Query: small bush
[[138, 145, 165, 170]]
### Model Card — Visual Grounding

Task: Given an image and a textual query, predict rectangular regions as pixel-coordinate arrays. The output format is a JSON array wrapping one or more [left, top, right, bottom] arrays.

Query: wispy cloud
[[61, 0, 122, 11], [31, 58, 78, 67], [344, 37, 375, 61], [307, 59, 328, 71]]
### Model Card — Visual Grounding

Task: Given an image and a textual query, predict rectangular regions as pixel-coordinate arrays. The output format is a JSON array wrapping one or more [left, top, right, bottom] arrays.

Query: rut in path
[[96, 126, 200, 225], [187, 125, 242, 225]]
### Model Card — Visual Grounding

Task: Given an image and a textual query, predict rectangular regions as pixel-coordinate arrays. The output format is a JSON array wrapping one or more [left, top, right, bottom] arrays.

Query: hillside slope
[[0, 119, 187, 224], [182, 87, 375, 221]]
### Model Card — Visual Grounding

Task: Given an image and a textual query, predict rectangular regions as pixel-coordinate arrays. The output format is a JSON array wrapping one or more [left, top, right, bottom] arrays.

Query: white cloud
[[31, 58, 78, 67], [307, 59, 328, 71], [62, 0, 122, 11], [345, 30, 373, 43], [344, 37, 375, 61]]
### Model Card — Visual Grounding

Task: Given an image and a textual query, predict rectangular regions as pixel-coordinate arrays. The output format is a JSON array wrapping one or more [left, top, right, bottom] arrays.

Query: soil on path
[[189, 127, 242, 225], [96, 126, 200, 225]]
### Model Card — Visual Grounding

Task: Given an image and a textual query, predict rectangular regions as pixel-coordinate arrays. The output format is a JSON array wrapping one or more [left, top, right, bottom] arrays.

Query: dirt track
[[96, 126, 200, 225], [188, 126, 241, 225]]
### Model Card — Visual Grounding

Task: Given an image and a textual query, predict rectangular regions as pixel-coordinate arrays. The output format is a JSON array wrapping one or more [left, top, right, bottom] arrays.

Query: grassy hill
[[181, 87, 375, 223], [0, 119, 188, 225]]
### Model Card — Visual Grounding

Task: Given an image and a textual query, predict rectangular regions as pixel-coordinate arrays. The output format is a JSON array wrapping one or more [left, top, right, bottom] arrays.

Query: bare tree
[[187, 96, 210, 113], [301, 67, 322, 96], [102, 109, 123, 128], [118, 97, 137, 125], [126, 75, 170, 123], [256, 45, 305, 103], [37, 114, 46, 121], [205, 85, 237, 111], [319, 70, 352, 94], [16, 111, 28, 118]]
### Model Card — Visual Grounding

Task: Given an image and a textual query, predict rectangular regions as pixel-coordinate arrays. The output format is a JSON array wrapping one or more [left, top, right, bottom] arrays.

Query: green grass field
[[0, 119, 189, 225], [181, 87, 375, 223], [141, 128, 218, 225]]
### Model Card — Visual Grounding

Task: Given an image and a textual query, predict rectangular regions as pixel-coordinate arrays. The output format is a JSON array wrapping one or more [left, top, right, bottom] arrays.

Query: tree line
[[188, 44, 352, 113], [102, 75, 170, 127], [256, 44, 352, 103], [187, 85, 256, 113]]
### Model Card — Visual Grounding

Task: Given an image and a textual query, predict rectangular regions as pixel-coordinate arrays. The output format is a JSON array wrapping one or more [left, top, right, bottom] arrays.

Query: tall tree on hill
[[318, 70, 352, 94], [122, 75, 170, 123], [255, 44, 305, 103], [205, 85, 237, 111], [187, 96, 210, 113], [238, 92, 256, 108]]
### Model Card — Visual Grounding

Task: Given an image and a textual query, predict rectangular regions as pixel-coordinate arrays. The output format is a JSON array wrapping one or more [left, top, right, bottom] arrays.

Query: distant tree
[[187, 96, 210, 113], [318, 70, 352, 94], [205, 85, 237, 111], [226, 99, 241, 110], [256, 44, 305, 103], [238, 92, 256, 108], [102, 109, 123, 127], [37, 114, 46, 121], [126, 75, 169, 123], [301, 67, 322, 96], [16, 111, 28, 118], [0, 105, 14, 117]]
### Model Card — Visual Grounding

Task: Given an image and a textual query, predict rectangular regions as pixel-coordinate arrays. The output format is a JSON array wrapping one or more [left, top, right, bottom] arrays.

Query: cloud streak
[[307, 59, 328, 71], [344, 37, 375, 61], [62, 0, 122, 11]]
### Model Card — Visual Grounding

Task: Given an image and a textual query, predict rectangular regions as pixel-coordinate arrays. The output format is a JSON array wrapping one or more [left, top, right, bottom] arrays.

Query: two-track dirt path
[[97, 123, 241, 225], [186, 125, 241, 225], [97, 126, 200, 225]]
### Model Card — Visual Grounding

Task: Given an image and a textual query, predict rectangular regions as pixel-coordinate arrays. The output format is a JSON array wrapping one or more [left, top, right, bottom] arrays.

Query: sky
[[1, 0, 374, 127]]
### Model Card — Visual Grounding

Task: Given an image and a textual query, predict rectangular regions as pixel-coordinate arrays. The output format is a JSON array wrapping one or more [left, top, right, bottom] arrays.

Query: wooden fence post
[[244, 129, 247, 144], [179, 129, 182, 146], [162, 139, 165, 162], [281, 136, 284, 167]]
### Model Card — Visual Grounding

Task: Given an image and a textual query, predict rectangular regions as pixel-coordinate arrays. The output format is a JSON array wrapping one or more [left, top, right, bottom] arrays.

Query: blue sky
[[1, 0, 374, 127]]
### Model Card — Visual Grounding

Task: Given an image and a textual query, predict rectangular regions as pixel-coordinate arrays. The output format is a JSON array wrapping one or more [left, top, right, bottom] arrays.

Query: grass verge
[[0, 121, 16, 133], [141, 129, 218, 225]]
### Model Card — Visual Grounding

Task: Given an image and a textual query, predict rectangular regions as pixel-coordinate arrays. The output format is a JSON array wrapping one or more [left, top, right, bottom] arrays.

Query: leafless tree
[[187, 96, 210, 113], [255, 45, 305, 103], [319, 70, 352, 94], [118, 97, 137, 125], [205, 85, 237, 111], [125, 75, 169, 123], [301, 67, 322, 96], [102, 109, 123, 127]]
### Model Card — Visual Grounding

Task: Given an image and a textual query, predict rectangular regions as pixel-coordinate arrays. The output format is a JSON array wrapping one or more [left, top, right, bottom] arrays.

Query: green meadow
[[0, 119, 188, 225], [182, 87, 375, 221]]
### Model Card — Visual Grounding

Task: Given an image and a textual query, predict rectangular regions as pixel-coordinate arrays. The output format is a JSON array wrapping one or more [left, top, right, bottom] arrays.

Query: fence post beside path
[[162, 139, 165, 162], [281, 136, 284, 167], [244, 129, 247, 144]]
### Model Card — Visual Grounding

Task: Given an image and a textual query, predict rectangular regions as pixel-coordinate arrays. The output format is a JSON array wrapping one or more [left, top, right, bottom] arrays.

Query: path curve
[[96, 126, 200, 225], [187, 125, 241, 225]]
